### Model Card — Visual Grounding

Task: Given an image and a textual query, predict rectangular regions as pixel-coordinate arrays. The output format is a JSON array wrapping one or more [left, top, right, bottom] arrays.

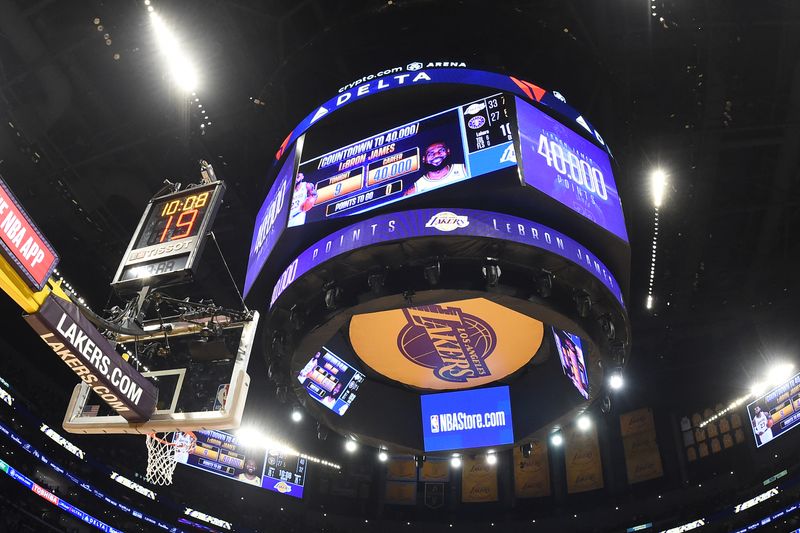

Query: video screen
[[244, 145, 297, 296], [297, 347, 365, 416], [551, 328, 590, 400], [420, 386, 514, 452], [517, 99, 628, 242], [747, 371, 800, 447], [287, 93, 517, 227], [174, 430, 306, 498]]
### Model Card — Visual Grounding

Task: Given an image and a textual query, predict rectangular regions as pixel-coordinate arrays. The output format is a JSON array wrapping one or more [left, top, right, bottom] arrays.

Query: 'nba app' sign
[[421, 386, 514, 452], [350, 298, 543, 390]]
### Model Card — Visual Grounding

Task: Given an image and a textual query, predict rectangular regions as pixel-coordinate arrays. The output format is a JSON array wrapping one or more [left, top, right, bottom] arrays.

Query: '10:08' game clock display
[[111, 181, 226, 291]]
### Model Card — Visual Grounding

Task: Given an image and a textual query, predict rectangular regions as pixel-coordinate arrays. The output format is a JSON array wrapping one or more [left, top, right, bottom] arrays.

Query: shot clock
[[111, 181, 226, 292]]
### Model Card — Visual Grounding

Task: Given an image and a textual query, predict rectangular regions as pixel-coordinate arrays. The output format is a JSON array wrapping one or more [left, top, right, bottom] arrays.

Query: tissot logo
[[397, 304, 495, 383], [425, 212, 469, 232]]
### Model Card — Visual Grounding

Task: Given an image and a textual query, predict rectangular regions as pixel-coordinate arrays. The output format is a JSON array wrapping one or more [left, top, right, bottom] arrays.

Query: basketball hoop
[[145, 431, 195, 486]]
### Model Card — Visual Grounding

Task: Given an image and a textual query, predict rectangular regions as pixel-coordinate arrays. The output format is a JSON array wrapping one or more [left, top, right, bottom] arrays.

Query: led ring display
[[269, 208, 625, 310]]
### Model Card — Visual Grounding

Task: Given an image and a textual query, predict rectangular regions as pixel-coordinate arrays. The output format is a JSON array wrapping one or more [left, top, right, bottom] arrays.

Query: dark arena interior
[[0, 1, 799, 532]]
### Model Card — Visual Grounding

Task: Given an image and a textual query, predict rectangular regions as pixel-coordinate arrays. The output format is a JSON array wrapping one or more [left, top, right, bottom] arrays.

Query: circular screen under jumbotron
[[349, 298, 543, 390]]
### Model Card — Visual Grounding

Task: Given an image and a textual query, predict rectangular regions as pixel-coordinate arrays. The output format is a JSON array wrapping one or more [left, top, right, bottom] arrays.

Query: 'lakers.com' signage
[[270, 208, 624, 309], [24, 295, 157, 422]]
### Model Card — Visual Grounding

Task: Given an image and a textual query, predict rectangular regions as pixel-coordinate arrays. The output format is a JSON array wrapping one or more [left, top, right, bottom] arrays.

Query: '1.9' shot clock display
[[111, 181, 226, 292]]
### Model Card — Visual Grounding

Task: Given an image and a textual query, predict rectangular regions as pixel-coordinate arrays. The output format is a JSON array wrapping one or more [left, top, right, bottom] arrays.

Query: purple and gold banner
[[564, 425, 603, 494], [270, 208, 624, 308], [385, 480, 417, 505], [386, 456, 417, 481], [461, 457, 498, 503], [420, 458, 450, 482], [513, 440, 550, 498], [620, 408, 663, 484]]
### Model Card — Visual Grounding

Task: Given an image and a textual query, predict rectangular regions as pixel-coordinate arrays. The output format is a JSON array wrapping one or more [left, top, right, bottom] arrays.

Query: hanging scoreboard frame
[[111, 181, 226, 292]]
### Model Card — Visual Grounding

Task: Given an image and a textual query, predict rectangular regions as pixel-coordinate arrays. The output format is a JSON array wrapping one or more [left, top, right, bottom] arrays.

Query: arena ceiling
[[0, 0, 798, 461]]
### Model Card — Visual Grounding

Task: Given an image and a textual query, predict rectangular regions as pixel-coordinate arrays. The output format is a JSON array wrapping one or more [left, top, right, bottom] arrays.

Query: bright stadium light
[[766, 363, 794, 387], [750, 381, 768, 397], [577, 415, 592, 431], [291, 409, 303, 423], [651, 169, 667, 208], [450, 454, 462, 468], [609, 370, 624, 391], [345, 439, 358, 453], [150, 12, 198, 92], [550, 432, 563, 447], [236, 426, 265, 448], [486, 453, 497, 465], [378, 451, 388, 462]]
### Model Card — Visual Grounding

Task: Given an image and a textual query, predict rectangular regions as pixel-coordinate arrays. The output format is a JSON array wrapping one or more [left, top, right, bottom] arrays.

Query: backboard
[[62, 312, 259, 435]]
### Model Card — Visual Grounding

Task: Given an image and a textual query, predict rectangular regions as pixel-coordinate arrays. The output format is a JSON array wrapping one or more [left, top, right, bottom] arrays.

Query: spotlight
[[378, 451, 388, 462], [599, 315, 616, 340], [482, 263, 501, 287], [291, 409, 302, 423], [345, 439, 358, 453], [651, 169, 667, 208], [550, 432, 563, 447], [577, 415, 591, 431], [450, 455, 462, 468], [535, 270, 553, 298], [750, 382, 767, 397], [766, 363, 794, 387], [150, 12, 198, 92], [600, 395, 612, 414], [236, 426, 265, 448], [367, 271, 386, 295], [324, 285, 342, 310], [609, 370, 624, 391], [424, 261, 441, 286], [574, 291, 592, 318], [486, 453, 497, 465], [520, 443, 533, 458]]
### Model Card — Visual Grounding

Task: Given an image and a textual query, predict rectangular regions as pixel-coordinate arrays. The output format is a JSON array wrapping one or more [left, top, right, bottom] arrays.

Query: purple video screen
[[174, 430, 307, 498], [287, 93, 517, 228], [551, 327, 589, 399], [298, 347, 365, 416], [243, 145, 297, 296], [516, 98, 628, 242]]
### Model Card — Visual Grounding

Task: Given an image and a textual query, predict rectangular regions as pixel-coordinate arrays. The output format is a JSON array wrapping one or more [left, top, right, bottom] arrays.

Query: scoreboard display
[[112, 181, 226, 292], [263, 450, 307, 498], [287, 93, 517, 227], [517, 99, 627, 242], [297, 346, 365, 416], [175, 430, 306, 499]]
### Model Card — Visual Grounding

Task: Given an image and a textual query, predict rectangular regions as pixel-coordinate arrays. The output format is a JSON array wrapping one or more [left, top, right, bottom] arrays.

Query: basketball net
[[145, 431, 195, 486]]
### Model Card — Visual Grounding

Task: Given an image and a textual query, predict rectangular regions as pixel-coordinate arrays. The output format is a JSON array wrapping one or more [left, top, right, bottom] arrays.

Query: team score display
[[218, 453, 245, 470], [367, 148, 420, 186], [325, 180, 403, 216], [537, 134, 609, 200]]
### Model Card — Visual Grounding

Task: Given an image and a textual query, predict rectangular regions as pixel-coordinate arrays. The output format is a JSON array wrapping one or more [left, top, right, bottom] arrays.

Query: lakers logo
[[397, 304, 495, 383]]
